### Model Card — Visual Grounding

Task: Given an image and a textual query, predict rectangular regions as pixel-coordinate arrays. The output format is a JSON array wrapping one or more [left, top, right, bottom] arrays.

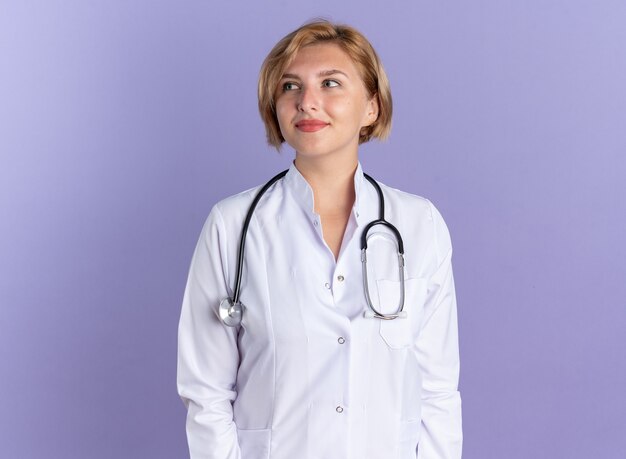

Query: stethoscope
[[219, 170, 407, 327]]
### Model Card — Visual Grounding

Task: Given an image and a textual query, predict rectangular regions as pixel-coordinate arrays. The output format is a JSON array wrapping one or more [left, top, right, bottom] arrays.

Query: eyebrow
[[280, 69, 350, 80]]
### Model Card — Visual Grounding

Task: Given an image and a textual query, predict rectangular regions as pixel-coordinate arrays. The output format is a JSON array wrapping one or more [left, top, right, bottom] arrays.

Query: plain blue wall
[[1, 1, 625, 457]]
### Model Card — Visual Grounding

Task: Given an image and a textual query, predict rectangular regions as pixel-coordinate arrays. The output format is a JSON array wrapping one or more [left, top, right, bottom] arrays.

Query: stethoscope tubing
[[232, 169, 288, 305], [362, 173, 404, 254], [222, 169, 406, 327]]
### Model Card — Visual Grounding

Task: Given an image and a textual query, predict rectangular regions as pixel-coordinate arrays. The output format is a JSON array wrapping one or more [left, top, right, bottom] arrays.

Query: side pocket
[[237, 428, 271, 459], [397, 419, 421, 459], [378, 278, 427, 349]]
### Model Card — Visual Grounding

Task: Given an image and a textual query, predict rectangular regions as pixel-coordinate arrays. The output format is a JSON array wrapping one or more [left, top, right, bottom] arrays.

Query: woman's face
[[274, 42, 378, 160]]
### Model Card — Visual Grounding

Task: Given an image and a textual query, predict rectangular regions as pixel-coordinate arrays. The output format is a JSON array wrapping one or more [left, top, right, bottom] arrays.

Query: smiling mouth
[[295, 120, 329, 132]]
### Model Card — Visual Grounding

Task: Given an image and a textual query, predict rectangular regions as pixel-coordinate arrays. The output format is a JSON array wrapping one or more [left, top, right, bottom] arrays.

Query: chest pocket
[[376, 278, 427, 349]]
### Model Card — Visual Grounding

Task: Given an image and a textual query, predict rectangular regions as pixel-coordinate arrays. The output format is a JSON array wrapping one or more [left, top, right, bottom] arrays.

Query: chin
[[294, 144, 335, 157], [288, 139, 329, 156]]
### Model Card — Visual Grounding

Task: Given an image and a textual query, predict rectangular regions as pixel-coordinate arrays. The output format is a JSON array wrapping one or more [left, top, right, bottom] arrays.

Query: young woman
[[178, 20, 462, 459]]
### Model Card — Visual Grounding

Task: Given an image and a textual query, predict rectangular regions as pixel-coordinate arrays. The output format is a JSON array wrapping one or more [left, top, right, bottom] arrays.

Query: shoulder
[[193, 186, 259, 243], [377, 181, 453, 257], [377, 181, 441, 223], [211, 186, 261, 225]]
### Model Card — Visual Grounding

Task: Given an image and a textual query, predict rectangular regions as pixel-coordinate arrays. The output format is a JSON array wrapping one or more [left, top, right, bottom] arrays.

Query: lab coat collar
[[283, 161, 365, 224]]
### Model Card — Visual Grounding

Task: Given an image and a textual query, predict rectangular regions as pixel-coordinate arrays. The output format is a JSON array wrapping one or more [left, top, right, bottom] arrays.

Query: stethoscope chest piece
[[219, 298, 244, 327]]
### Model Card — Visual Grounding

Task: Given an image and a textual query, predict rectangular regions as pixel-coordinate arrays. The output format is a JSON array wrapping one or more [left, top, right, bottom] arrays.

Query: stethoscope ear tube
[[360, 219, 405, 254], [360, 174, 407, 320], [361, 247, 406, 320], [361, 173, 404, 253]]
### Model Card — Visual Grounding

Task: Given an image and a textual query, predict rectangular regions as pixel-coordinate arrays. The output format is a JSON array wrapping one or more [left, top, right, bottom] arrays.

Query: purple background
[[1, 1, 625, 458]]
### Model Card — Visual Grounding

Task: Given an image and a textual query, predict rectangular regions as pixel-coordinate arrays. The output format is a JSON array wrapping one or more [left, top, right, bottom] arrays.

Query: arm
[[177, 206, 242, 459], [416, 202, 463, 458]]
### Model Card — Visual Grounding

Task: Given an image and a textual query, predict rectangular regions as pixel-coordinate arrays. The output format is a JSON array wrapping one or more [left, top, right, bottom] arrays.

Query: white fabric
[[177, 162, 462, 459]]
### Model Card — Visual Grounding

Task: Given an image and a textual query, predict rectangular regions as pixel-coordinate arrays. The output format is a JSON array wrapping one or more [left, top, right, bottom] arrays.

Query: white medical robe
[[177, 162, 462, 458]]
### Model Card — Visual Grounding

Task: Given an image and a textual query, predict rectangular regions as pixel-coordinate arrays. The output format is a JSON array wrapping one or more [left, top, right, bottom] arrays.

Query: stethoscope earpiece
[[363, 310, 408, 320]]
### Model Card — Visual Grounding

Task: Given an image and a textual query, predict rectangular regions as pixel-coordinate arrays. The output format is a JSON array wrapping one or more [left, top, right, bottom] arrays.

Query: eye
[[323, 79, 340, 88], [282, 81, 300, 91]]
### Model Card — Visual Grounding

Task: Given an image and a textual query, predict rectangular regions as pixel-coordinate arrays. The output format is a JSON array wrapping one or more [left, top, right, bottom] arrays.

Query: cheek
[[324, 97, 351, 118], [340, 102, 368, 128], [328, 94, 365, 122], [274, 101, 290, 132], [275, 93, 295, 113]]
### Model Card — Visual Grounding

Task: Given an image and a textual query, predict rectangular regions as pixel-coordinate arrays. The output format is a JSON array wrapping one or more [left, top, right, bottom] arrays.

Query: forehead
[[283, 42, 361, 76]]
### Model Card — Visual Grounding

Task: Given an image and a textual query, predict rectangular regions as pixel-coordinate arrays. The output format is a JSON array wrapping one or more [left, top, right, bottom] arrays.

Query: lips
[[295, 119, 329, 132]]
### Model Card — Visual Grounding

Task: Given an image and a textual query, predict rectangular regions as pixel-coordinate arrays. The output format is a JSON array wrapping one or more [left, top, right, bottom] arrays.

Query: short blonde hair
[[258, 20, 393, 149]]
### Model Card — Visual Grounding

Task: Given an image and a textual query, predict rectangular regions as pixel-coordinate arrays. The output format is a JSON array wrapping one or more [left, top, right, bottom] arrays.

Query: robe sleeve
[[177, 205, 242, 459], [416, 201, 463, 459]]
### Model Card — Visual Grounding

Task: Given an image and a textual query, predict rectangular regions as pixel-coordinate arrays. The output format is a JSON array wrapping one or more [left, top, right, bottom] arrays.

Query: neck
[[294, 154, 358, 215]]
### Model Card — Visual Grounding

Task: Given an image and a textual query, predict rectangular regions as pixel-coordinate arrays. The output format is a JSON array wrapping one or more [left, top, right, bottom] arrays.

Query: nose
[[297, 86, 319, 112]]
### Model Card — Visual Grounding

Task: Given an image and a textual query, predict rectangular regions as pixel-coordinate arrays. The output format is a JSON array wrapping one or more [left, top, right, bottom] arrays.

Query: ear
[[363, 93, 379, 127]]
